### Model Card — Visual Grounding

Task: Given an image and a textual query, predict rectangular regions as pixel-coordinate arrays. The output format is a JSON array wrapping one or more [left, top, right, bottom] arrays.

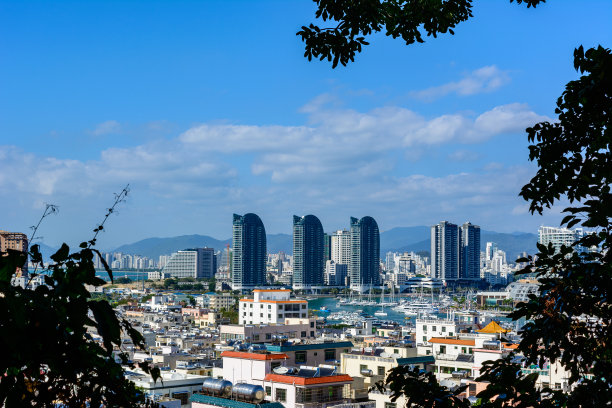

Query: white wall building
[[239, 289, 308, 325]]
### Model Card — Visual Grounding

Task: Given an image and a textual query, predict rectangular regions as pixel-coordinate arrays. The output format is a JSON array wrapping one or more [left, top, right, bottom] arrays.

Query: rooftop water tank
[[202, 377, 232, 397], [232, 383, 265, 403]]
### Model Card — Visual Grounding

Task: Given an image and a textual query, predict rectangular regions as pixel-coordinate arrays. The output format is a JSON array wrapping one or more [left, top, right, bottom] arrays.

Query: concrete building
[[538, 226, 584, 254], [325, 260, 348, 286], [232, 213, 267, 290], [1, 230, 28, 276], [265, 341, 355, 367], [220, 318, 316, 343], [161, 248, 216, 279], [331, 229, 351, 266], [239, 289, 308, 325]]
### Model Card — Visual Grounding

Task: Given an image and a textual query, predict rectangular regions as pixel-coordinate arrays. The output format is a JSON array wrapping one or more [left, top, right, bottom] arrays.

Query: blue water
[[307, 297, 417, 324]]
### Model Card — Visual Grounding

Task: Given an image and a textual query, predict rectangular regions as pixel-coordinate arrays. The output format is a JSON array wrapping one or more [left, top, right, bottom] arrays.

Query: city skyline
[[1, 2, 609, 249]]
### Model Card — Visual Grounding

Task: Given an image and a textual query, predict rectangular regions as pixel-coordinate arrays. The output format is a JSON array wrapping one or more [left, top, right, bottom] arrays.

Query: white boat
[[374, 309, 388, 317]]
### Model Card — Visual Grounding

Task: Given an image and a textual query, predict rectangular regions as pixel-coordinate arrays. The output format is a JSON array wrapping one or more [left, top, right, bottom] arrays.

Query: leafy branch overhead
[[0, 186, 160, 407], [298, 0, 546, 68]]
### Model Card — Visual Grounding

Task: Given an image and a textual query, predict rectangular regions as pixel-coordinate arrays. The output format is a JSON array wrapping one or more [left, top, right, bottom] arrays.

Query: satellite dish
[[273, 366, 289, 374]]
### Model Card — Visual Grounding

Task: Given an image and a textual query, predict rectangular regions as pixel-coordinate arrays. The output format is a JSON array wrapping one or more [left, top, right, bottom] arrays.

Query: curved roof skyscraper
[[293, 214, 325, 290], [232, 213, 267, 290], [349, 216, 380, 291]]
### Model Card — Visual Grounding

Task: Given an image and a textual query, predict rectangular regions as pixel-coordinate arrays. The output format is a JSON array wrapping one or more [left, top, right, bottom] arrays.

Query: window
[[268, 305, 272, 309], [393, 349, 399, 354], [301, 304, 306, 309], [310, 322, 315, 328], [275, 389, 286, 402], [310, 331, 314, 337], [385, 403, 396, 408], [432, 326, 437, 332], [260, 313, 263, 317], [295, 351, 307, 364], [325, 349, 335, 361], [378, 366, 385, 376], [278, 314, 283, 318], [423, 325, 427, 332], [172, 392, 189, 405], [279, 305, 283, 310], [271, 362, 281, 370], [268, 314, 271, 319], [442, 327, 446, 333], [360, 364, 368, 371], [265, 386, 271, 396], [253, 334, 260, 341], [439, 345, 446, 354], [423, 336, 427, 342], [266, 333, 272, 340], [301, 313, 306, 318], [461, 347, 466, 354], [301, 331, 307, 337]]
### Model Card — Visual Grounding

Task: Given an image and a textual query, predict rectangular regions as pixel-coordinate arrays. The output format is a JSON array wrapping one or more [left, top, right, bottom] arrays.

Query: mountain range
[[105, 226, 537, 262]]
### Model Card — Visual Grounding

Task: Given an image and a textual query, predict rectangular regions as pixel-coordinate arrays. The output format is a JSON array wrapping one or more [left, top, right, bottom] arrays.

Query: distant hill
[[107, 227, 537, 262], [112, 235, 231, 259]]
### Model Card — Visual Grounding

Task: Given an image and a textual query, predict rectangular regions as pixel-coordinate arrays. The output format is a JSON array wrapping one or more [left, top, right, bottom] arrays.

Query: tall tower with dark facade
[[349, 216, 380, 291], [431, 221, 459, 281], [460, 222, 481, 280], [232, 213, 267, 290], [293, 215, 325, 289]]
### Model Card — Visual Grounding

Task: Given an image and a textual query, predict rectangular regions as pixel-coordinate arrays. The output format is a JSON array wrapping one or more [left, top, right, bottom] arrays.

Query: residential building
[[431, 221, 459, 281], [460, 222, 480, 280], [265, 341, 354, 367], [331, 230, 351, 265], [325, 260, 348, 286], [1, 230, 28, 275], [239, 289, 308, 325], [232, 213, 267, 290], [538, 226, 584, 254], [220, 318, 317, 343], [293, 215, 325, 289], [349, 216, 380, 290], [161, 248, 216, 279]]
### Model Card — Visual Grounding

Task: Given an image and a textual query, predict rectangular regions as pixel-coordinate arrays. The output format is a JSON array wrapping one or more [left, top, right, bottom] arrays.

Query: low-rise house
[[265, 341, 354, 367]]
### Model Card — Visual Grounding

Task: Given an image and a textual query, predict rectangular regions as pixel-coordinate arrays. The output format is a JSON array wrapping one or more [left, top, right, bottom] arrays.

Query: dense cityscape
[[0, 218, 587, 407], [1, 1, 608, 407]]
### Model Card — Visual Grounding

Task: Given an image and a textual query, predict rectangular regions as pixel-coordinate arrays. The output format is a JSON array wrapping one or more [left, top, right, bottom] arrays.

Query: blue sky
[[0, 0, 610, 250]]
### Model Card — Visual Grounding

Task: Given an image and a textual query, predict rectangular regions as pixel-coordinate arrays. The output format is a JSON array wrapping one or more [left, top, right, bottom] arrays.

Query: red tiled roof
[[221, 351, 289, 360], [429, 338, 475, 346], [264, 373, 353, 385]]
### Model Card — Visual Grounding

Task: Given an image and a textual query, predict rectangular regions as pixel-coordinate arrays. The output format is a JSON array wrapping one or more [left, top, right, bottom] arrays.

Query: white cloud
[[411, 65, 510, 101], [90, 120, 121, 136], [0, 96, 559, 245]]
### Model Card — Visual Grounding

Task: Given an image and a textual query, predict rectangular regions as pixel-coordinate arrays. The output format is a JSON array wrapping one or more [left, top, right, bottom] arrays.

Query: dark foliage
[[0, 187, 160, 407], [298, 0, 545, 68]]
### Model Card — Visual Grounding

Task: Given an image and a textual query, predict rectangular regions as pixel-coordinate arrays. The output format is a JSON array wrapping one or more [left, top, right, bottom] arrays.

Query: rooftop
[[429, 338, 475, 346], [220, 351, 289, 360], [191, 394, 285, 408], [266, 341, 353, 352], [264, 366, 353, 386]]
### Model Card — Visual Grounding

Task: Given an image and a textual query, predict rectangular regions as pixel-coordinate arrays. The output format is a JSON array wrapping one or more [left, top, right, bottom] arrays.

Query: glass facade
[[232, 213, 267, 289], [349, 216, 380, 289], [293, 214, 325, 288]]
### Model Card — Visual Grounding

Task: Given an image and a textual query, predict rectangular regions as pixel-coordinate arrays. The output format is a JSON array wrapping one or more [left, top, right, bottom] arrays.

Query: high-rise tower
[[232, 213, 267, 290], [293, 214, 325, 289], [460, 222, 481, 280], [349, 216, 380, 291], [431, 221, 459, 280]]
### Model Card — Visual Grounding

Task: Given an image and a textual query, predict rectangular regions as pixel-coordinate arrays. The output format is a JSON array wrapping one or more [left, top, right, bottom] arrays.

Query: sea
[[308, 296, 420, 324]]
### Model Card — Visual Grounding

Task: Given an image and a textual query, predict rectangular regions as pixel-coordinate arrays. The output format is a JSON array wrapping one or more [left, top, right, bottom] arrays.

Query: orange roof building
[[477, 321, 509, 334]]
